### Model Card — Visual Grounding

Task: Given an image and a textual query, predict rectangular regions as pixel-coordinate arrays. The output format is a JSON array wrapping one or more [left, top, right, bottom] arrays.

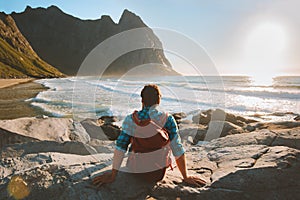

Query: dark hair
[[141, 84, 161, 106]]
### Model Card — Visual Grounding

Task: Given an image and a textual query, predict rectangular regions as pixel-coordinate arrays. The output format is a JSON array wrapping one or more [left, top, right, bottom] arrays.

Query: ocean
[[31, 76, 300, 122]]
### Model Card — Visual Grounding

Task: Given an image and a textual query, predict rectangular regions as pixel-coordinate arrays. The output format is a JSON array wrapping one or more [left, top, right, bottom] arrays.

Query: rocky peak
[[24, 5, 63, 14], [24, 5, 33, 12], [118, 9, 147, 29], [99, 15, 116, 25]]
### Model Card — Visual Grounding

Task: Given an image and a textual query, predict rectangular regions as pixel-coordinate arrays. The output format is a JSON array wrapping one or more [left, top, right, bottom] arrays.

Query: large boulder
[[192, 110, 212, 125], [0, 128, 39, 149], [172, 112, 187, 124], [294, 115, 300, 121], [271, 128, 300, 150], [1, 141, 97, 158], [100, 124, 121, 140], [189, 121, 244, 143], [80, 118, 121, 141], [192, 109, 257, 127], [255, 121, 300, 130], [69, 121, 90, 144], [98, 116, 118, 124], [0, 117, 73, 142]]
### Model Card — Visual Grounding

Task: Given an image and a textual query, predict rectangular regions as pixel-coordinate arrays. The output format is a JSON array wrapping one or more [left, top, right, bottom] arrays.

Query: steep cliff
[[0, 13, 65, 78], [11, 6, 178, 76]]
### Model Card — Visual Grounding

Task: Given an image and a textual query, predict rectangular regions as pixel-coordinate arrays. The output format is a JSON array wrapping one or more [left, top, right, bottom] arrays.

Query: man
[[93, 84, 206, 187]]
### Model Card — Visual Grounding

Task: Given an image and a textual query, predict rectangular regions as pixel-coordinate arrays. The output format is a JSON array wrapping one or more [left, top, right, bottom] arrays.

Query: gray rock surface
[[98, 116, 118, 125], [192, 109, 257, 127], [1, 141, 97, 158], [179, 120, 244, 144], [1, 124, 299, 199], [0, 117, 73, 142], [172, 112, 187, 124], [205, 121, 244, 141], [70, 121, 91, 144], [80, 118, 121, 141], [0, 128, 39, 149]]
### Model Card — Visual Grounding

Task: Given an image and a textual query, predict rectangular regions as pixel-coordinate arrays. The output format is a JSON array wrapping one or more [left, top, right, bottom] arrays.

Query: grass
[[0, 37, 64, 78]]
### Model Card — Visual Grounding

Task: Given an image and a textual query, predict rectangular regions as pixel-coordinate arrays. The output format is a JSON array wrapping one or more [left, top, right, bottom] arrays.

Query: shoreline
[[0, 78, 34, 89], [0, 80, 50, 120]]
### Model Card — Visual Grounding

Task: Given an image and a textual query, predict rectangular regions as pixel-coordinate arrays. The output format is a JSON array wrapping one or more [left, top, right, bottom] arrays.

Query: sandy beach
[[0, 79, 34, 89], [0, 80, 49, 119]]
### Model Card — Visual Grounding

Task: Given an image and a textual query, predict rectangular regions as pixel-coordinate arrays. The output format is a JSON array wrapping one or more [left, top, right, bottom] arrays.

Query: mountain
[[10, 6, 179, 76], [0, 13, 65, 78]]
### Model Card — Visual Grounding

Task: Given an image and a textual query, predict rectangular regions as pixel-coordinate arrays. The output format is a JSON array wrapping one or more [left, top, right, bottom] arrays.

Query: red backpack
[[126, 111, 172, 181]]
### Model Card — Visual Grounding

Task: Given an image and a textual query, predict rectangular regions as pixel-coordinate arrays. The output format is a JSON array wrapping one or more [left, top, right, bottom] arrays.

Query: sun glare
[[243, 21, 288, 85]]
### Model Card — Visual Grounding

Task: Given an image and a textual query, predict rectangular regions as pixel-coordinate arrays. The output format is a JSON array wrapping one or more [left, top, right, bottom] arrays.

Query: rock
[[81, 119, 121, 141], [98, 116, 118, 125], [69, 121, 90, 144], [172, 112, 187, 120], [210, 109, 226, 121], [88, 139, 115, 154], [0, 152, 113, 199], [294, 115, 300, 121], [255, 121, 300, 130], [179, 119, 193, 124], [172, 112, 187, 124], [0, 127, 39, 149], [202, 130, 277, 150], [210, 146, 300, 196], [205, 121, 244, 141], [80, 119, 109, 140], [193, 129, 207, 144], [1, 141, 98, 158], [178, 124, 206, 144], [0, 117, 73, 142], [212, 109, 246, 127], [245, 124, 256, 132], [1, 127, 300, 199], [192, 109, 257, 127], [192, 112, 211, 125], [100, 124, 121, 140], [181, 120, 244, 144], [271, 128, 300, 150]]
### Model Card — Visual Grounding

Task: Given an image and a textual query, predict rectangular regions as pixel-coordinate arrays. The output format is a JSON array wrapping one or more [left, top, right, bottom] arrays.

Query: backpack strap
[[132, 111, 151, 126], [132, 110, 169, 128]]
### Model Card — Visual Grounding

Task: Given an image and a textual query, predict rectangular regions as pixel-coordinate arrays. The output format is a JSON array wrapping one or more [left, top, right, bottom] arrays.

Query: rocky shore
[[0, 109, 300, 199]]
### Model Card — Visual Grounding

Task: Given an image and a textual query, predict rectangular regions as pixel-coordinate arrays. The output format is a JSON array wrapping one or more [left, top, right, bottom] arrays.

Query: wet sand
[[0, 81, 49, 119]]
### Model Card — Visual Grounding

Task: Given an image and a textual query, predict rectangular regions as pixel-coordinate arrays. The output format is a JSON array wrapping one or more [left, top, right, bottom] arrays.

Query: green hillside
[[0, 14, 64, 78], [0, 38, 64, 78]]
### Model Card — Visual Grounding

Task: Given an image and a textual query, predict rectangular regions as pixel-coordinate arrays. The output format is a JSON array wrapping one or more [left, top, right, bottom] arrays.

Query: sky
[[0, 0, 299, 77]]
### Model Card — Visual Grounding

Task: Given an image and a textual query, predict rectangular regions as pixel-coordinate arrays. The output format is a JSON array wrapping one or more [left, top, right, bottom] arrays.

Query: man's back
[[116, 106, 185, 159]]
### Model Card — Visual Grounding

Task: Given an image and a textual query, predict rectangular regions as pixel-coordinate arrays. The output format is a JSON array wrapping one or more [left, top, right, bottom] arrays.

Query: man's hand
[[92, 171, 116, 188], [183, 175, 206, 187], [175, 154, 206, 187]]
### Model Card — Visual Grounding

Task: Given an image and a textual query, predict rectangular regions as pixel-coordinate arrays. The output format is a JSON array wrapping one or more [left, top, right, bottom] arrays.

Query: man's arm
[[175, 153, 206, 186], [166, 115, 206, 186], [93, 115, 133, 187], [92, 149, 125, 187]]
